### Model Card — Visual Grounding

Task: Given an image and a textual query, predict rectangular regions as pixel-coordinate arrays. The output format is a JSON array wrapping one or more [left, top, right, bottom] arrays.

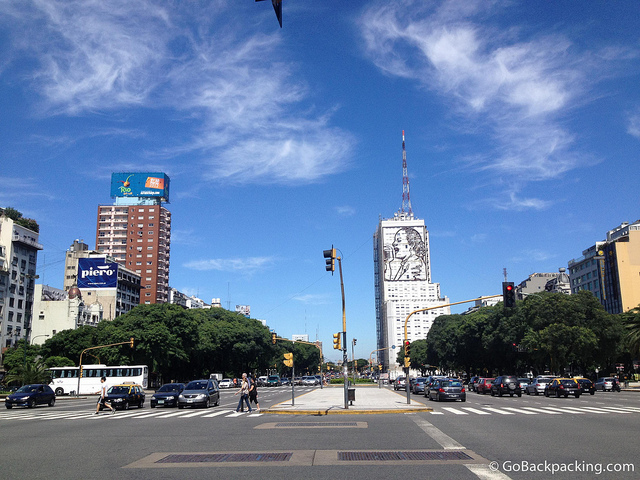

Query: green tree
[[4, 360, 51, 386]]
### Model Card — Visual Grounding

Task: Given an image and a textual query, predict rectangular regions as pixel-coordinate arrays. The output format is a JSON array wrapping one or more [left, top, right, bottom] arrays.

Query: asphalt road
[[1, 387, 638, 480]]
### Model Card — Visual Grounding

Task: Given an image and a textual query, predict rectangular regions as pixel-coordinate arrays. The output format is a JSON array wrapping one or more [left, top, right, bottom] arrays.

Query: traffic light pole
[[76, 338, 135, 397], [403, 295, 502, 405], [338, 255, 348, 409]]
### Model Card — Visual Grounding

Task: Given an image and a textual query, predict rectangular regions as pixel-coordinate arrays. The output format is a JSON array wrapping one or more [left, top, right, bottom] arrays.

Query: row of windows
[[51, 367, 144, 379]]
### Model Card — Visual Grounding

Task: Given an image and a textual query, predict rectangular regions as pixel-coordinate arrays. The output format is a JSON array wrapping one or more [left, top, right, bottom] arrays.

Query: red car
[[475, 377, 494, 395]]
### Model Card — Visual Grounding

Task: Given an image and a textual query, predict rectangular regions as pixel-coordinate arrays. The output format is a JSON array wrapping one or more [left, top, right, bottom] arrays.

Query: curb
[[261, 407, 433, 415]]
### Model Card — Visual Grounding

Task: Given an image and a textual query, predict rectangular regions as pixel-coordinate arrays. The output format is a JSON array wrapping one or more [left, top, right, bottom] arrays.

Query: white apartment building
[[373, 210, 450, 375]]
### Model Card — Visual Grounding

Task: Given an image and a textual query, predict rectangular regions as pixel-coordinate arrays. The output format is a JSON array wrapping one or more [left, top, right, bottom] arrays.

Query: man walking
[[234, 373, 252, 413], [95, 376, 115, 415]]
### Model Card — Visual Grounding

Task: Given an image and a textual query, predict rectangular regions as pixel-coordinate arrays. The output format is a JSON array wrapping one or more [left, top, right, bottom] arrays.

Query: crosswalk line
[[481, 407, 514, 415], [522, 407, 561, 415], [203, 410, 233, 418], [441, 407, 468, 415], [502, 407, 537, 415], [540, 406, 584, 414], [461, 407, 491, 415]]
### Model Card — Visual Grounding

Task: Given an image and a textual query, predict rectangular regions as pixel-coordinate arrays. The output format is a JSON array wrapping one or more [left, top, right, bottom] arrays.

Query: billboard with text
[[110, 172, 170, 202]]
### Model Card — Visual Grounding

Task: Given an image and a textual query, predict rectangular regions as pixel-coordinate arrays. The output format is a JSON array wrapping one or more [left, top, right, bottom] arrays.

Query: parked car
[[5, 384, 56, 409], [575, 377, 596, 395], [468, 376, 480, 392], [518, 377, 531, 391], [412, 377, 428, 394], [218, 378, 233, 389], [525, 377, 555, 396], [103, 383, 145, 410], [150, 383, 184, 408], [178, 379, 219, 408], [490, 375, 522, 397], [281, 377, 291, 386], [393, 376, 406, 391], [301, 375, 319, 386], [427, 378, 466, 402], [475, 378, 494, 395], [267, 375, 281, 387], [545, 378, 581, 398], [594, 377, 620, 392]]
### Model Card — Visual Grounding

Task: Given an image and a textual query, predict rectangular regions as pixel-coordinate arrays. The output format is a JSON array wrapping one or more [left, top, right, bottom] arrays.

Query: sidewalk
[[263, 385, 433, 415]]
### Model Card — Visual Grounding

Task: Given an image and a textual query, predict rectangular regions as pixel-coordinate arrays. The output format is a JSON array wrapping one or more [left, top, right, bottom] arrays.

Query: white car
[[218, 378, 233, 389]]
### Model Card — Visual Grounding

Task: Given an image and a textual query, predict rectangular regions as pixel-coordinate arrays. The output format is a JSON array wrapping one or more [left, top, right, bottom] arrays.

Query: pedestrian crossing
[[0, 408, 263, 422], [428, 404, 640, 416]]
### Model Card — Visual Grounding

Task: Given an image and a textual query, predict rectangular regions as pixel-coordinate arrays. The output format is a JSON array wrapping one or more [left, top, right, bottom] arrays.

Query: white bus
[[48, 364, 148, 396]]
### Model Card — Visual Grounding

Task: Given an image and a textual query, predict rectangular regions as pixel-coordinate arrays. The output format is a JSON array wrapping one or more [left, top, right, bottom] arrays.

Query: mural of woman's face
[[392, 230, 409, 259]]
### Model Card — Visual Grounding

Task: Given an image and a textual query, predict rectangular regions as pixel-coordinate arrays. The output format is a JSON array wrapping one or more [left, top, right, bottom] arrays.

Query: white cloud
[[336, 205, 356, 217], [628, 112, 640, 139], [0, 1, 354, 185], [184, 256, 275, 275], [358, 0, 619, 208]]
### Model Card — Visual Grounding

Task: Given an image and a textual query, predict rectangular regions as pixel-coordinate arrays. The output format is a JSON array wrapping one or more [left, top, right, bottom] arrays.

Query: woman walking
[[234, 373, 252, 413], [249, 374, 260, 412]]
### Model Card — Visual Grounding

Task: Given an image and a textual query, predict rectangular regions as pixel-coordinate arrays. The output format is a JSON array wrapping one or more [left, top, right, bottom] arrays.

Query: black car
[[5, 384, 56, 409], [103, 384, 145, 410], [545, 378, 581, 398], [468, 376, 480, 392], [150, 383, 185, 408], [178, 379, 220, 409], [490, 375, 522, 397], [575, 378, 596, 395]]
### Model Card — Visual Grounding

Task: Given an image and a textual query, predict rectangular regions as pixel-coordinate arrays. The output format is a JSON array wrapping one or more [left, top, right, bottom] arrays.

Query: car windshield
[[560, 380, 577, 386], [15, 385, 39, 393], [108, 386, 129, 394], [440, 381, 462, 387], [158, 384, 181, 392], [268, 376, 279, 381], [185, 381, 207, 390]]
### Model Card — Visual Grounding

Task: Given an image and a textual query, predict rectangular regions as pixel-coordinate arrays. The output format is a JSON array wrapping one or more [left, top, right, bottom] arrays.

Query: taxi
[[544, 378, 581, 398], [103, 383, 145, 410]]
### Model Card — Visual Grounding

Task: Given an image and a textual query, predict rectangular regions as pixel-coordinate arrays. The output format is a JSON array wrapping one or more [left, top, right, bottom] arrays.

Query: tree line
[[399, 291, 639, 379], [2, 304, 322, 385]]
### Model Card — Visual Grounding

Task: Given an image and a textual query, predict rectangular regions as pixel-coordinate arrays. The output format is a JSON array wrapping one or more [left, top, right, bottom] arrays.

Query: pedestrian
[[234, 373, 252, 413], [95, 376, 115, 415], [249, 374, 260, 412]]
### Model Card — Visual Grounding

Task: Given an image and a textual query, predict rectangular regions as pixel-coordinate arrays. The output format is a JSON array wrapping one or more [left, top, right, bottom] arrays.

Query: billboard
[[382, 226, 428, 281], [77, 258, 118, 289], [235, 305, 251, 318], [110, 172, 170, 202]]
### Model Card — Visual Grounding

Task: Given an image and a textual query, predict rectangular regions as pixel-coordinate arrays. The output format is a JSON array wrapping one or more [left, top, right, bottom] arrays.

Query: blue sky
[[1, 1, 639, 362]]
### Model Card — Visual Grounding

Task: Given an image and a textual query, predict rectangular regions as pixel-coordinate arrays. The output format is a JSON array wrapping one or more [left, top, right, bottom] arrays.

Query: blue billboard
[[110, 172, 170, 202], [77, 258, 118, 289]]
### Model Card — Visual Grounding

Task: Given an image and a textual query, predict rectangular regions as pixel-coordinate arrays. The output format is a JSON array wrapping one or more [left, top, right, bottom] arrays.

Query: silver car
[[525, 377, 555, 396]]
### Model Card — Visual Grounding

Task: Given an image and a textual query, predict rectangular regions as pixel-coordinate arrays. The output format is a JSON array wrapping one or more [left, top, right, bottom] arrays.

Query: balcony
[[12, 233, 43, 250]]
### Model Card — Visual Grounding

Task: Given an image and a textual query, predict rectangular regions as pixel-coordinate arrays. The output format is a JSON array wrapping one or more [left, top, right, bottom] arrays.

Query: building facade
[[373, 210, 450, 374], [569, 221, 640, 314], [63, 240, 141, 319], [95, 188, 171, 304], [0, 212, 42, 367], [516, 270, 571, 298]]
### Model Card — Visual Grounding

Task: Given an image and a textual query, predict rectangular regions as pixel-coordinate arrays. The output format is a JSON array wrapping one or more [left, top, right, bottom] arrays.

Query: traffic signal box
[[129, 337, 134, 348], [502, 281, 516, 308], [404, 340, 411, 368], [333, 332, 341, 350], [283, 352, 293, 367], [271, 333, 277, 345], [323, 247, 336, 274]]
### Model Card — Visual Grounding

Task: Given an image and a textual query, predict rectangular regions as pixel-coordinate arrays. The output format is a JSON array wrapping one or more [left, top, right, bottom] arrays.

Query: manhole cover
[[156, 453, 292, 463], [275, 422, 358, 427]]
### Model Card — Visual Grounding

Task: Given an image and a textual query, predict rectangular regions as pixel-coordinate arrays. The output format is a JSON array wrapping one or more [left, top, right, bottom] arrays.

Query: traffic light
[[404, 357, 410, 368], [271, 332, 277, 345], [283, 352, 293, 367], [333, 332, 341, 350], [353, 338, 357, 346], [404, 340, 411, 358], [378, 364, 382, 371], [323, 247, 336, 274], [502, 281, 516, 308], [129, 337, 134, 348]]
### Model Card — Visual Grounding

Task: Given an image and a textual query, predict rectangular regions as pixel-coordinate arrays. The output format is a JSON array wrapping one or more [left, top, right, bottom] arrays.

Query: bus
[[48, 364, 148, 396]]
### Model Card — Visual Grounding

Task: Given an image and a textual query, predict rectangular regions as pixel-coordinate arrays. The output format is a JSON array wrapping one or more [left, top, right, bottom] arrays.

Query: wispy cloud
[[292, 293, 330, 305], [184, 256, 275, 276], [336, 205, 356, 217], [358, 0, 625, 209], [0, 1, 354, 185], [628, 112, 640, 139]]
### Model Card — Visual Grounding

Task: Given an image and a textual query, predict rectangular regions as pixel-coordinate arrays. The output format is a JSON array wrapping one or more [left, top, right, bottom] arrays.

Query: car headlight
[[196, 394, 206, 399], [112, 398, 123, 402], [178, 394, 185, 399]]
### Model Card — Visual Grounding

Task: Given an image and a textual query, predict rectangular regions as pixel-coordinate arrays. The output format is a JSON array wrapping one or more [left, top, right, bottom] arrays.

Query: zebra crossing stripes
[[428, 404, 640, 416]]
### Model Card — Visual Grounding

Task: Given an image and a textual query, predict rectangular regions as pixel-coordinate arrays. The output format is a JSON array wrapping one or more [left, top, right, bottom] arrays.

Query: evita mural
[[383, 226, 427, 281]]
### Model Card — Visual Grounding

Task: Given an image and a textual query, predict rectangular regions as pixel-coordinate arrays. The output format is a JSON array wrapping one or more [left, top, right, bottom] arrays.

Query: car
[[423, 375, 447, 396], [468, 376, 480, 392], [218, 378, 233, 389], [575, 377, 596, 395], [5, 384, 56, 409], [301, 376, 318, 386], [427, 378, 466, 402], [594, 377, 620, 392], [525, 377, 555, 396], [178, 379, 219, 408], [267, 375, 281, 387], [393, 376, 406, 391], [281, 377, 291, 386], [518, 377, 531, 391], [150, 383, 184, 408], [257, 376, 268, 387], [412, 377, 427, 394], [490, 375, 522, 397], [544, 378, 581, 398], [293, 376, 302, 385], [475, 377, 494, 395], [103, 383, 145, 410]]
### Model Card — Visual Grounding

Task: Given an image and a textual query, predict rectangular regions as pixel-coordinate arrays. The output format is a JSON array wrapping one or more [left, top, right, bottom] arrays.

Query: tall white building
[[373, 133, 450, 375]]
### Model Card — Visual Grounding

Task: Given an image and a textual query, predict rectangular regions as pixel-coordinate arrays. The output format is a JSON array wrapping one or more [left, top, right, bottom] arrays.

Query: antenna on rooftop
[[401, 130, 412, 216]]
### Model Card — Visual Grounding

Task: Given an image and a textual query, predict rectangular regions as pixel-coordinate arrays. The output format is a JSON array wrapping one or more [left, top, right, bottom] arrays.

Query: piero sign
[[77, 258, 118, 289]]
